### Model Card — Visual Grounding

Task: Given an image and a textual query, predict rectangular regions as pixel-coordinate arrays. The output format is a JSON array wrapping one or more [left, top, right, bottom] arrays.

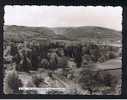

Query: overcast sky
[[4, 6, 122, 31]]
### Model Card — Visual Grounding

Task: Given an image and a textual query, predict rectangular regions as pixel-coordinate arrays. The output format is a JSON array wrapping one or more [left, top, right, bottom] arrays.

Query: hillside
[[53, 26, 121, 42], [4, 25, 67, 42], [4, 25, 121, 43]]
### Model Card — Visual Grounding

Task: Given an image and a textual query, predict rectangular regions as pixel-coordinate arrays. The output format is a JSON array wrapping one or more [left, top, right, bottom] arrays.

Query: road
[[96, 57, 122, 81], [96, 57, 121, 70]]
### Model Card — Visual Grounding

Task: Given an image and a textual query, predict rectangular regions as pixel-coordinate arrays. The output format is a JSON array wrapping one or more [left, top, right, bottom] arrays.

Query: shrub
[[94, 71, 118, 92], [31, 75, 43, 87], [78, 68, 99, 95], [108, 51, 117, 59], [3, 70, 23, 94]]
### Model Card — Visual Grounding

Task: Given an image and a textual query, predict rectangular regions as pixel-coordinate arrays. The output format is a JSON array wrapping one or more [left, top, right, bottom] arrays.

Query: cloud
[[4, 6, 122, 31]]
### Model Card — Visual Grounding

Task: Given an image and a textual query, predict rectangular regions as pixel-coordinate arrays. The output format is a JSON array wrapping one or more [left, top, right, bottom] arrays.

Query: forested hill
[[52, 26, 121, 42], [4, 25, 121, 42], [4, 25, 67, 42]]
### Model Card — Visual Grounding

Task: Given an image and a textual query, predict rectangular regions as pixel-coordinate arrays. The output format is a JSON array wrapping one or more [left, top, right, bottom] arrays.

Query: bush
[[31, 75, 43, 87], [82, 43, 119, 63], [3, 70, 23, 94], [78, 66, 118, 95], [78, 68, 99, 95], [108, 52, 117, 59], [94, 71, 118, 93]]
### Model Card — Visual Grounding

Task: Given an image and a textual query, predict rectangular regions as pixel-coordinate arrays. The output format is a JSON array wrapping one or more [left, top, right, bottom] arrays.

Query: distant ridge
[[4, 25, 121, 42], [52, 26, 121, 42], [4, 25, 68, 42]]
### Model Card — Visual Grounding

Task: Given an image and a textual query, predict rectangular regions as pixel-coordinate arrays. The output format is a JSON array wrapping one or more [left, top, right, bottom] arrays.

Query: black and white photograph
[[3, 6, 122, 95]]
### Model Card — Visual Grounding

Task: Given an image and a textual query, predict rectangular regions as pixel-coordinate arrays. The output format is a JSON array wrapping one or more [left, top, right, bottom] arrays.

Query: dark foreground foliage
[[3, 40, 121, 95]]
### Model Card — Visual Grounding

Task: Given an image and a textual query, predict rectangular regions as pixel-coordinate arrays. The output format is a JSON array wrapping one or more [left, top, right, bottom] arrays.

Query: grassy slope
[[53, 26, 121, 42], [4, 25, 67, 42], [4, 25, 121, 43]]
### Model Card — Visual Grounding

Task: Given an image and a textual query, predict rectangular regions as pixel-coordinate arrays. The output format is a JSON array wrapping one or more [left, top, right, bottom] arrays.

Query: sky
[[4, 6, 122, 31]]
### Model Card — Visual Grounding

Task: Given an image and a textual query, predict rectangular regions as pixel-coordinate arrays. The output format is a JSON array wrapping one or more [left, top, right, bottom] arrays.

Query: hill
[[4, 25, 67, 42], [53, 26, 121, 42], [4, 25, 121, 43]]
